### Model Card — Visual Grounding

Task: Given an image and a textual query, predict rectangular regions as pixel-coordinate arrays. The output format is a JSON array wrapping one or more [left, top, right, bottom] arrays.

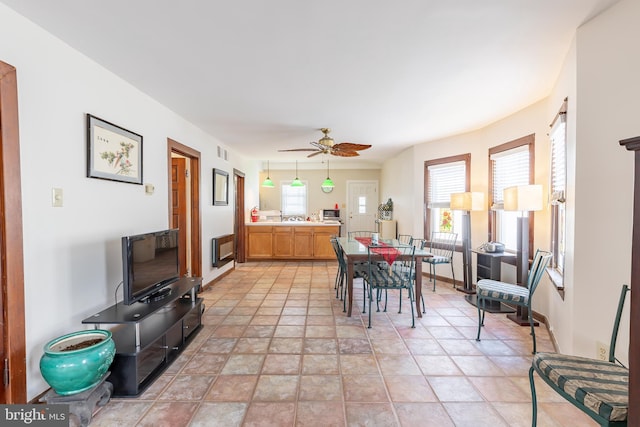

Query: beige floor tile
[[93, 261, 583, 426]]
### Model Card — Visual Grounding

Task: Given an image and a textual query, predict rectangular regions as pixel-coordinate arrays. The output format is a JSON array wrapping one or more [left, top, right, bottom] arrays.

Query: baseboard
[[201, 264, 236, 291]]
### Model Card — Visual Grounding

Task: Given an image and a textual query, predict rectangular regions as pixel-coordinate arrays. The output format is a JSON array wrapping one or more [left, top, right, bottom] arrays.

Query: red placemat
[[355, 237, 400, 265]]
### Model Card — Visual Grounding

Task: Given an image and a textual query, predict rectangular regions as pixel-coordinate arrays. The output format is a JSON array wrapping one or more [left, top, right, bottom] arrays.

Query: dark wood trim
[[488, 133, 535, 256], [167, 139, 202, 278], [0, 61, 27, 402], [619, 135, 640, 425], [233, 169, 246, 263], [423, 153, 471, 241]]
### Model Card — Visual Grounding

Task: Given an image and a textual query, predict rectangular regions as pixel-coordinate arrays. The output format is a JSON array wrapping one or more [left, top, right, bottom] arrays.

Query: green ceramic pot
[[39, 329, 116, 396]]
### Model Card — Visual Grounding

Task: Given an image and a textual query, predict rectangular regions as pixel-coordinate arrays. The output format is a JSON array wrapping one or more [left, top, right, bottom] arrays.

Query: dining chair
[[347, 230, 375, 239], [423, 231, 457, 291], [329, 237, 347, 311], [347, 230, 385, 313], [529, 284, 629, 426], [362, 244, 416, 328], [476, 249, 552, 353], [398, 234, 412, 244]]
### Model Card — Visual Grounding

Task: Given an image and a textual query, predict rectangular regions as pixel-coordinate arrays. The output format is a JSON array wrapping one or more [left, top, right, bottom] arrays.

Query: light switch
[[52, 188, 63, 207]]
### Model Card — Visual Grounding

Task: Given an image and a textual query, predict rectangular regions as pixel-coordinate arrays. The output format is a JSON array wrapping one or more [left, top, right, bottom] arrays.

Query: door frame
[[233, 169, 246, 263], [167, 139, 202, 278], [0, 61, 27, 402], [345, 180, 379, 234]]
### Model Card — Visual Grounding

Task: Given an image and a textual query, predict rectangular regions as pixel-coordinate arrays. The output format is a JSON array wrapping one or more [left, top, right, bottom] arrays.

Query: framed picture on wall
[[213, 168, 229, 205], [87, 114, 143, 184]]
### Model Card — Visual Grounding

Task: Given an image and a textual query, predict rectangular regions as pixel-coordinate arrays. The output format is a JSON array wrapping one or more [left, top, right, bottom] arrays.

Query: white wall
[[0, 4, 257, 400], [381, 148, 416, 237], [570, 0, 639, 360], [394, 100, 549, 287]]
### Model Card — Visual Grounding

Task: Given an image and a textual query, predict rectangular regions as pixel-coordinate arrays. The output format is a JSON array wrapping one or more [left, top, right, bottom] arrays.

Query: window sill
[[546, 267, 565, 300]]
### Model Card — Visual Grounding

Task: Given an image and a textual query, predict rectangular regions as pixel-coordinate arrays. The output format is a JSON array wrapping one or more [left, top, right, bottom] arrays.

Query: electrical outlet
[[596, 341, 609, 361]]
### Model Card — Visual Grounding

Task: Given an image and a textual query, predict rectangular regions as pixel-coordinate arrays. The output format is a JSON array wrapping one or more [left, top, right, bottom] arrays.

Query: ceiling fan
[[278, 128, 371, 158]]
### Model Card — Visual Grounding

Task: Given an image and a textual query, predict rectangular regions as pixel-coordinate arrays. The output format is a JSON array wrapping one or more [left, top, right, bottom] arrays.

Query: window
[[489, 135, 534, 252], [424, 154, 470, 241], [549, 100, 567, 285], [281, 181, 307, 216]]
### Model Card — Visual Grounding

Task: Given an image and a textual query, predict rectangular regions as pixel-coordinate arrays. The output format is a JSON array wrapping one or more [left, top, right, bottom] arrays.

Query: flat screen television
[[121, 229, 180, 305]]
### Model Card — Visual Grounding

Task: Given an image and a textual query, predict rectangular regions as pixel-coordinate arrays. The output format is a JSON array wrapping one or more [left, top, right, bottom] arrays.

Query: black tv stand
[[142, 286, 172, 303], [82, 277, 203, 397]]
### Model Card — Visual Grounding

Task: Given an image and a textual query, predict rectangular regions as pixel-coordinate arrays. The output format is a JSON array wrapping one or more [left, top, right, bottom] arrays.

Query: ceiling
[[2, 0, 619, 167]]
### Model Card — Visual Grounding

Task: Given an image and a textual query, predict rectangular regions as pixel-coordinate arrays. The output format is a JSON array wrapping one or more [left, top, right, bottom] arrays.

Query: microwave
[[321, 209, 340, 221]]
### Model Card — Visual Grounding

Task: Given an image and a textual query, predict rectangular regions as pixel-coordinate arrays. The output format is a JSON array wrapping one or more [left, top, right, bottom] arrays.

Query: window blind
[[281, 182, 307, 215], [490, 145, 530, 208], [550, 113, 566, 204], [427, 161, 466, 208]]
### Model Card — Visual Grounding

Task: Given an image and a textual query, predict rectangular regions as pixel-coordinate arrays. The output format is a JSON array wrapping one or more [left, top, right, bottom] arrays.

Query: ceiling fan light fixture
[[262, 160, 275, 188], [318, 128, 335, 147]]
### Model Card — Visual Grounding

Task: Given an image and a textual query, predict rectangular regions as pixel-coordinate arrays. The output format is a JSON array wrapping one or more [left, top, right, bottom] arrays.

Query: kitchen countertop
[[246, 221, 341, 226]]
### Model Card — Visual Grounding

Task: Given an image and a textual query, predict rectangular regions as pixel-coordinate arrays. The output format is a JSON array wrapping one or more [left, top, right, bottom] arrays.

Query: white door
[[346, 180, 379, 234]]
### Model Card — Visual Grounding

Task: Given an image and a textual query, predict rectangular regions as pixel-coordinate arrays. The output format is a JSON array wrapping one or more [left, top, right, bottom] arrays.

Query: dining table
[[337, 237, 433, 318]]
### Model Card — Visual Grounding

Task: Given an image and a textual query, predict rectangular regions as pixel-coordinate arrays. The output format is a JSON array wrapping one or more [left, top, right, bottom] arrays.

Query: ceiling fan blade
[[278, 148, 320, 152], [307, 151, 324, 158], [331, 150, 359, 157], [333, 143, 371, 151]]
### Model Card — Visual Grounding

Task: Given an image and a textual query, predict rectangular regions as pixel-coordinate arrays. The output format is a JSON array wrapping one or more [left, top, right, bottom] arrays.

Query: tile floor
[[90, 261, 596, 426]]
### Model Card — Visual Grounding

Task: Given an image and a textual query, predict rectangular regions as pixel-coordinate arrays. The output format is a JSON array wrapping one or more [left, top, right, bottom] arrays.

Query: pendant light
[[321, 160, 334, 190], [262, 160, 275, 188], [291, 160, 304, 187]]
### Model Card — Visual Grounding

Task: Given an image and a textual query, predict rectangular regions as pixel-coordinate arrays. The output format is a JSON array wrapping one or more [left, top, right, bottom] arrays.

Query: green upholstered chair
[[529, 285, 629, 426], [475, 249, 552, 354], [423, 231, 457, 291], [362, 244, 416, 328]]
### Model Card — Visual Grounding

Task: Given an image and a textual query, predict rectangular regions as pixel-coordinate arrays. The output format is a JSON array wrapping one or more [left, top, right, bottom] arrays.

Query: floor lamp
[[450, 192, 485, 293], [503, 184, 543, 324]]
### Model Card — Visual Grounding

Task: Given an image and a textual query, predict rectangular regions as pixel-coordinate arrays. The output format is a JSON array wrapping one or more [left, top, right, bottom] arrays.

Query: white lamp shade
[[503, 185, 543, 211], [450, 192, 485, 211]]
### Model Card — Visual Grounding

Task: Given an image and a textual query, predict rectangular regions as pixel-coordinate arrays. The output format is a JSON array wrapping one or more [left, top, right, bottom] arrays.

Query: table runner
[[354, 237, 400, 265]]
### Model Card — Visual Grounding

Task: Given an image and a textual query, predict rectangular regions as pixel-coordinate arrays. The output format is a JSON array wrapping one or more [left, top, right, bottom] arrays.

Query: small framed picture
[[213, 168, 229, 205], [87, 114, 143, 184]]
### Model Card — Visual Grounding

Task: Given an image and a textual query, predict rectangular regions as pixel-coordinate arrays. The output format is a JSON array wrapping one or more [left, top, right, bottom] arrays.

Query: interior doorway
[[346, 180, 379, 234], [234, 169, 246, 263], [167, 139, 201, 278], [0, 60, 27, 402]]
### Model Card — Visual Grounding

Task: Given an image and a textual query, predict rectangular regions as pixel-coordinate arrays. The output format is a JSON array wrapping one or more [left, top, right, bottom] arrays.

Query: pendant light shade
[[291, 161, 304, 187], [321, 160, 334, 189], [262, 160, 275, 188]]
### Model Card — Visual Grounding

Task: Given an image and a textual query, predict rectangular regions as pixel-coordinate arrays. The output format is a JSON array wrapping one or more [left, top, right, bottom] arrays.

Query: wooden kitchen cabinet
[[273, 227, 293, 257], [294, 228, 313, 257], [246, 225, 339, 260], [313, 228, 335, 258], [246, 226, 273, 258]]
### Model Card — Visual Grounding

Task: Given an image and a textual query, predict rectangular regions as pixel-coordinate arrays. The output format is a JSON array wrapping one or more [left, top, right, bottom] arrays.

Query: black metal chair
[[347, 230, 385, 313], [476, 249, 552, 354], [329, 237, 348, 312], [362, 244, 416, 328], [529, 285, 629, 426], [423, 231, 457, 291], [398, 234, 413, 244]]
